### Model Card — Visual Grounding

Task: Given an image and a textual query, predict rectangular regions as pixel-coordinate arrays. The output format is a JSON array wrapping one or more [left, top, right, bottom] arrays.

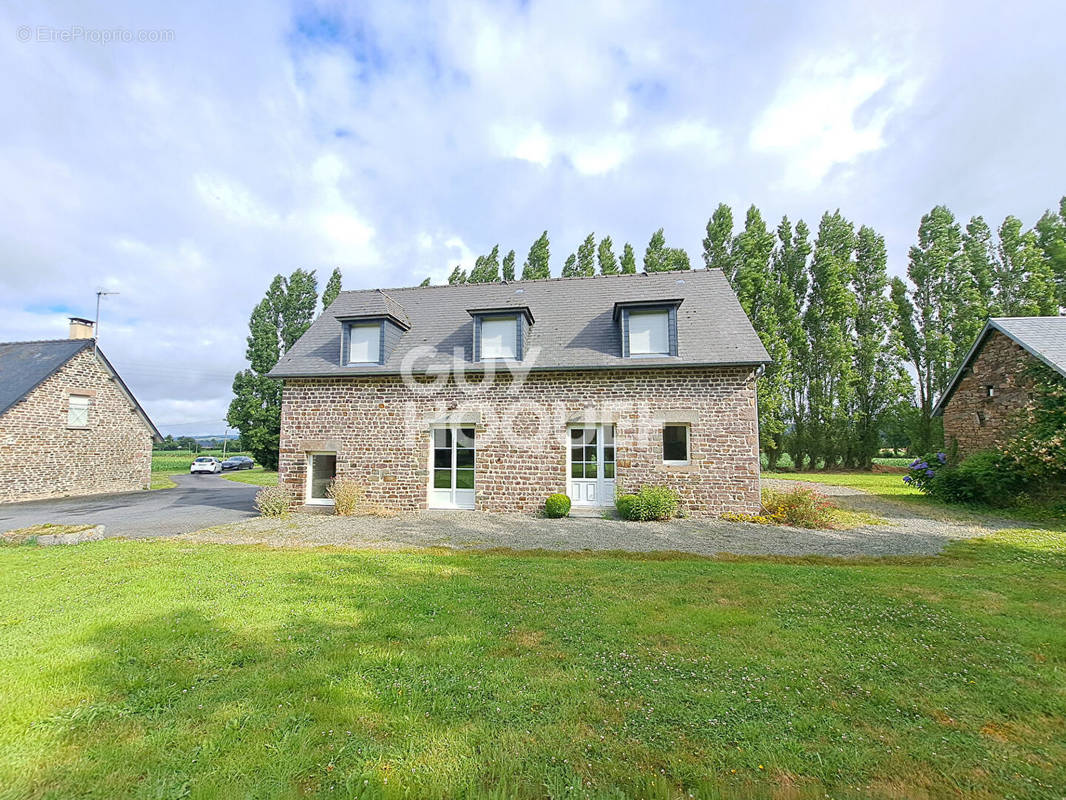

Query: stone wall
[[0, 348, 154, 503], [942, 329, 1037, 459], [278, 367, 761, 516]]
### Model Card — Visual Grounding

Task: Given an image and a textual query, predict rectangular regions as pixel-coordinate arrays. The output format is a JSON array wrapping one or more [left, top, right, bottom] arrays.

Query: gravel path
[[172, 479, 1025, 558]]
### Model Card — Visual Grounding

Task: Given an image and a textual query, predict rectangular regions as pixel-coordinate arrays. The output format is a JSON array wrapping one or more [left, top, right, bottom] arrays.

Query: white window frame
[[627, 309, 671, 357], [480, 316, 518, 360], [347, 323, 381, 365], [67, 395, 90, 428], [305, 451, 337, 505], [662, 424, 690, 465]]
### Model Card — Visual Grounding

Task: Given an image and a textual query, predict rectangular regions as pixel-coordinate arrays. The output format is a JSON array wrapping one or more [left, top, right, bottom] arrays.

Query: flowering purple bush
[[904, 452, 947, 493]]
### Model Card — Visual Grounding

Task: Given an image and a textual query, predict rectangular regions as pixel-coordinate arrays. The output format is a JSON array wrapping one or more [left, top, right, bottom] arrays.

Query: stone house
[[269, 269, 769, 516], [933, 316, 1066, 458], [0, 319, 161, 504]]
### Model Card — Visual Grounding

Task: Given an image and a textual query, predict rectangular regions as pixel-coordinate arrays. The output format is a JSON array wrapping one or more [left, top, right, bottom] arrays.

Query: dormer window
[[481, 316, 518, 359], [347, 322, 382, 364], [468, 306, 534, 362], [615, 300, 681, 358]]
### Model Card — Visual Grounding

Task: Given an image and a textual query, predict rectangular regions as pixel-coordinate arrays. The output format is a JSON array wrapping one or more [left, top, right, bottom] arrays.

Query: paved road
[[0, 474, 259, 539]]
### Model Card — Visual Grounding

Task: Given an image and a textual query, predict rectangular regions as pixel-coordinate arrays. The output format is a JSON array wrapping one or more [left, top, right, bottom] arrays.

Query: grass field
[[222, 467, 279, 487], [151, 449, 252, 473], [1, 530, 1064, 799], [760, 454, 911, 470]]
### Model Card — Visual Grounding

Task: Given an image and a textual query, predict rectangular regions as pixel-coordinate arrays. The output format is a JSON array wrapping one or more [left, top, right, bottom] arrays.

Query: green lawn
[[1, 534, 1064, 798], [222, 467, 279, 487]]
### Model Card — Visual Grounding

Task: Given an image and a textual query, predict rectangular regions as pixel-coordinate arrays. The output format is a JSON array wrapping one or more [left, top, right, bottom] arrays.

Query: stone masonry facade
[[278, 366, 761, 516], [0, 348, 154, 503], [942, 329, 1037, 459]]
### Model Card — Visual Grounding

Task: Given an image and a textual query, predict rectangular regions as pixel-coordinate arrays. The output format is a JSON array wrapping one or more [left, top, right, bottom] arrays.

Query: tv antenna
[[94, 290, 119, 352]]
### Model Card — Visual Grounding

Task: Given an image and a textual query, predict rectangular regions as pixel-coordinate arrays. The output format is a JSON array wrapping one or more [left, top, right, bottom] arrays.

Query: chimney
[[68, 317, 95, 340]]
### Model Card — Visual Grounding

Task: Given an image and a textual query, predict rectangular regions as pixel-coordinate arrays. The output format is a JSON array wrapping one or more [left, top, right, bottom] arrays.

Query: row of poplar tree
[[438, 198, 1066, 467]]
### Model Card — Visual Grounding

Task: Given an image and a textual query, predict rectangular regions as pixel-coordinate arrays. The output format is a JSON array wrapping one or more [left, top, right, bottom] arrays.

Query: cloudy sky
[[2, 1, 1064, 435]]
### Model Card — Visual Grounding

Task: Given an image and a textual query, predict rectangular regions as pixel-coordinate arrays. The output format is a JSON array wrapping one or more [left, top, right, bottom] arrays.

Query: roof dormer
[[613, 299, 682, 359], [467, 306, 534, 362]]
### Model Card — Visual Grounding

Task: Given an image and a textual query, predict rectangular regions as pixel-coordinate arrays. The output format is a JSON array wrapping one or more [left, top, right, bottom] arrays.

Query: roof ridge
[[0, 337, 92, 347], [337, 267, 718, 297]]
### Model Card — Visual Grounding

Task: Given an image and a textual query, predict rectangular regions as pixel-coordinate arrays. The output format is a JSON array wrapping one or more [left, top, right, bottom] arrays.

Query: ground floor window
[[307, 452, 336, 504], [429, 427, 475, 509], [663, 424, 689, 464]]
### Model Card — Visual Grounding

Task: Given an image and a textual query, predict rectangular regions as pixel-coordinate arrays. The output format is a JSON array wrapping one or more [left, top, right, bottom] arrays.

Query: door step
[[568, 506, 615, 518]]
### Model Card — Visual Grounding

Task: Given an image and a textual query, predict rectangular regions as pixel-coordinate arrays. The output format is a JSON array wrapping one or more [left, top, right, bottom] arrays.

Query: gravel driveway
[[174, 479, 1024, 558]]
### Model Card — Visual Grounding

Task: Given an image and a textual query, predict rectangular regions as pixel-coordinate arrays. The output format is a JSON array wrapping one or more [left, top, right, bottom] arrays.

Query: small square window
[[628, 310, 670, 356], [663, 424, 689, 464], [986, 385, 995, 398], [348, 323, 381, 364], [67, 395, 90, 427], [480, 316, 518, 360]]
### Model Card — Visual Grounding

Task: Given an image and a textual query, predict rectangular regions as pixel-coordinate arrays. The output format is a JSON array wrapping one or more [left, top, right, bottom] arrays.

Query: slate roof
[[0, 338, 162, 440], [270, 268, 770, 378], [932, 316, 1066, 416]]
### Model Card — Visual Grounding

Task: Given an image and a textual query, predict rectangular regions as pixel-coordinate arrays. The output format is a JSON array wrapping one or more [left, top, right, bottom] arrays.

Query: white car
[[190, 456, 222, 475]]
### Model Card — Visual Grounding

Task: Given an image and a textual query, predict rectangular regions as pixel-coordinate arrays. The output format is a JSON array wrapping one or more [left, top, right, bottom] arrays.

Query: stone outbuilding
[[933, 316, 1066, 459], [0, 319, 161, 504], [269, 269, 769, 516]]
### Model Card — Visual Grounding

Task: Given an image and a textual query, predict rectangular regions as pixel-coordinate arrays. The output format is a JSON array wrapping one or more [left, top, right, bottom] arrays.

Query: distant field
[[760, 453, 911, 470], [151, 450, 253, 474]]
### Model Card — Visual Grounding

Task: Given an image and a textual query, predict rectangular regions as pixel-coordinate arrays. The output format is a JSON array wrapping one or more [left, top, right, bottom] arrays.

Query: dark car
[[220, 456, 255, 471]]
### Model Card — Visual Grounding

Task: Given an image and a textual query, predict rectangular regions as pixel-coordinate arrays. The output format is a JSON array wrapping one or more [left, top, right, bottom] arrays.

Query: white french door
[[429, 427, 476, 509], [567, 425, 616, 506]]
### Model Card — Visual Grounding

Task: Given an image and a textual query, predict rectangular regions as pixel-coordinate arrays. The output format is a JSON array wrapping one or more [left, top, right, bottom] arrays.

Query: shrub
[[760, 487, 835, 529], [926, 450, 1027, 507], [617, 486, 681, 521], [903, 451, 949, 492], [254, 486, 291, 518], [615, 493, 639, 520], [328, 477, 365, 516], [544, 493, 571, 518]]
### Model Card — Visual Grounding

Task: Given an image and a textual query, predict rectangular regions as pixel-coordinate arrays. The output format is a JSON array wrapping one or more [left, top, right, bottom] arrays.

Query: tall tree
[[996, 216, 1057, 316], [228, 270, 320, 471], [643, 228, 667, 272], [892, 205, 961, 453], [522, 231, 551, 279], [952, 216, 996, 348], [418, 277, 431, 287], [448, 265, 467, 284], [598, 236, 619, 274], [620, 242, 637, 274], [468, 244, 500, 283], [321, 267, 342, 311], [561, 253, 578, 277], [771, 217, 812, 469], [850, 226, 905, 469], [664, 248, 691, 270], [576, 233, 597, 276], [702, 203, 734, 277], [502, 249, 516, 282], [1034, 197, 1066, 309], [803, 211, 857, 468], [731, 206, 775, 317]]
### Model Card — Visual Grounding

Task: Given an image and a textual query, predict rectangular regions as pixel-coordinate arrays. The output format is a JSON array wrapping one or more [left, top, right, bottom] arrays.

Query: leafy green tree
[[803, 211, 856, 468], [771, 217, 811, 469], [522, 231, 551, 279], [228, 270, 321, 470], [468, 244, 500, 283], [418, 277, 431, 287], [1034, 197, 1066, 309], [952, 216, 996, 347], [502, 249, 516, 282], [850, 226, 907, 469], [892, 205, 960, 454], [597, 236, 618, 274], [448, 265, 467, 285], [643, 228, 667, 272], [620, 242, 637, 274], [702, 203, 734, 277], [561, 253, 578, 277], [576, 234, 597, 276], [321, 267, 342, 311], [664, 248, 691, 270], [731, 206, 775, 317], [996, 216, 1057, 315]]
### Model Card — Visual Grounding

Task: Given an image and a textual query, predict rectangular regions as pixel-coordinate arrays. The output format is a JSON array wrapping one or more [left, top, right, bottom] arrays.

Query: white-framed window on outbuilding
[[67, 395, 90, 428], [663, 424, 689, 465]]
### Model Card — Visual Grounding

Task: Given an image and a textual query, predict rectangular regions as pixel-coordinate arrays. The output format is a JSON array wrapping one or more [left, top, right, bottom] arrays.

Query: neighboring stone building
[[934, 316, 1066, 458], [0, 319, 161, 504], [269, 269, 769, 516]]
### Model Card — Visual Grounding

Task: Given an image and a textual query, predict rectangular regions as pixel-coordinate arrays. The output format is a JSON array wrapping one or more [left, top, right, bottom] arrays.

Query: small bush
[[926, 450, 1027, 507], [760, 487, 835, 529], [254, 486, 291, 518], [544, 493, 571, 518], [615, 493, 639, 520], [328, 477, 365, 516], [617, 486, 681, 521], [903, 451, 949, 492]]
